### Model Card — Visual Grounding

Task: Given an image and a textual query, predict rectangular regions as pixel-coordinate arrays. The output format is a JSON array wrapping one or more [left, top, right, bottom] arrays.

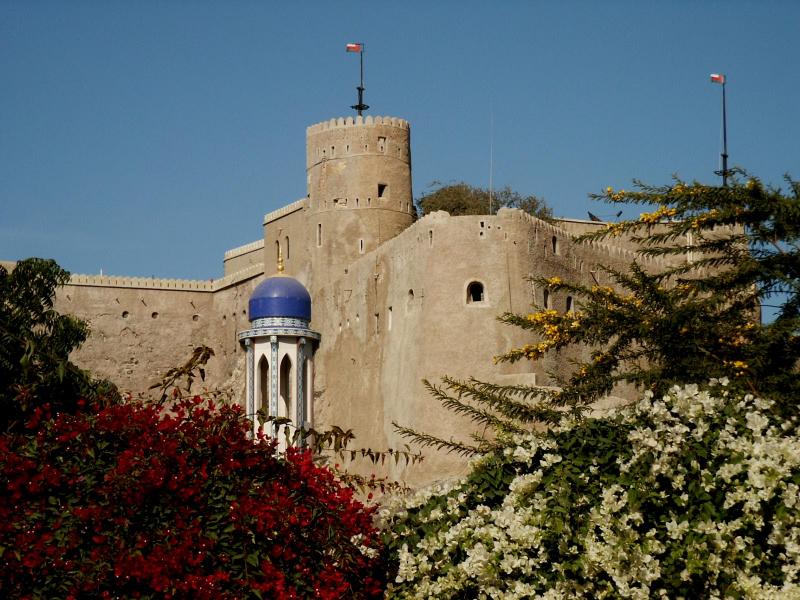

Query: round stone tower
[[306, 115, 414, 275]]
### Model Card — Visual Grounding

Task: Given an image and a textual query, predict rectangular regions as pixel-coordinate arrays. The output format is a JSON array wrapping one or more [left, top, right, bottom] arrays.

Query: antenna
[[489, 108, 494, 215]]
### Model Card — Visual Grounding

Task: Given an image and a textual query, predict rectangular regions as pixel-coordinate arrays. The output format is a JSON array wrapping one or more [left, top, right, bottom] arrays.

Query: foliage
[[394, 377, 562, 457], [0, 258, 115, 433], [0, 392, 386, 598], [416, 181, 552, 220], [382, 381, 800, 599], [494, 172, 800, 416]]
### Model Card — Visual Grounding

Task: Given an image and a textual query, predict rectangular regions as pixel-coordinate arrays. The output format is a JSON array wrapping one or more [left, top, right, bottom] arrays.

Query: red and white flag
[[710, 73, 725, 84], [346, 43, 362, 53]]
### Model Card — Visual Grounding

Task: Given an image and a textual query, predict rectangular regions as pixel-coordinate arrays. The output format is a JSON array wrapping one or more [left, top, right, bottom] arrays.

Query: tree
[[416, 182, 552, 220], [0, 393, 386, 598], [496, 171, 800, 416], [0, 258, 113, 432]]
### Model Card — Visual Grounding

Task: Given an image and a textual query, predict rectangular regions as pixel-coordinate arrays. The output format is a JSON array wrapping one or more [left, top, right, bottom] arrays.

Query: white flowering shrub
[[382, 382, 800, 598]]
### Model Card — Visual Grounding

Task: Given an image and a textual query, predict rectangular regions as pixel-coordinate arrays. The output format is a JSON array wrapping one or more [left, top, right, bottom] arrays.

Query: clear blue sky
[[2, 1, 798, 279]]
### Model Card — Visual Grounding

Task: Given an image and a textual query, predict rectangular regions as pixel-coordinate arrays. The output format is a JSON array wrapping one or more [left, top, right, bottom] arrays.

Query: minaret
[[306, 115, 414, 276], [238, 250, 320, 447]]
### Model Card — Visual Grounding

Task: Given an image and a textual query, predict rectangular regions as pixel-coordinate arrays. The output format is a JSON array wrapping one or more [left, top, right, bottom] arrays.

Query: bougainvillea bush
[[382, 381, 800, 599], [0, 395, 385, 599]]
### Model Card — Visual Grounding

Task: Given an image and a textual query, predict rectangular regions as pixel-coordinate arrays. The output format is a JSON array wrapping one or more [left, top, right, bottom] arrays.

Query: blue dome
[[248, 276, 312, 321]]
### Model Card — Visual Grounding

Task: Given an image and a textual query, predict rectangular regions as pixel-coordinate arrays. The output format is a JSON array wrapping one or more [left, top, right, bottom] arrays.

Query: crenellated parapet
[[306, 115, 409, 136], [68, 274, 215, 291], [67, 263, 263, 293], [306, 115, 411, 172]]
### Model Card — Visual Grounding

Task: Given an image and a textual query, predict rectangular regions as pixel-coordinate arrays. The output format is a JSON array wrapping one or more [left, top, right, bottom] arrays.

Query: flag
[[346, 43, 362, 53], [710, 73, 725, 84]]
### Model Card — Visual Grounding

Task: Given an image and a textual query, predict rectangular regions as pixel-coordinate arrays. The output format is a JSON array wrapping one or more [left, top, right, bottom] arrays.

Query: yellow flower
[[546, 276, 562, 286]]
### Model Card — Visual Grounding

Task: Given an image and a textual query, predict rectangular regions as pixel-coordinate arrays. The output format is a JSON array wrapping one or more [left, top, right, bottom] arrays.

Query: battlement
[[307, 115, 409, 135], [224, 239, 264, 260], [68, 273, 215, 291], [510, 209, 674, 269], [67, 263, 263, 293]]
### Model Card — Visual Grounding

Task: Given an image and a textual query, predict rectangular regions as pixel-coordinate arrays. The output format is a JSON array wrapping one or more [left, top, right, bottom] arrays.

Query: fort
[[29, 113, 683, 487]]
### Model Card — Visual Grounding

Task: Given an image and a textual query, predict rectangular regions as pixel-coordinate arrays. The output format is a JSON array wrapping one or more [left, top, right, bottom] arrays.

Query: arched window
[[543, 289, 550, 309], [275, 240, 280, 262], [279, 355, 292, 420], [258, 355, 270, 416], [467, 281, 485, 304], [552, 236, 559, 255], [300, 358, 308, 426], [566, 296, 573, 313], [285, 236, 290, 260]]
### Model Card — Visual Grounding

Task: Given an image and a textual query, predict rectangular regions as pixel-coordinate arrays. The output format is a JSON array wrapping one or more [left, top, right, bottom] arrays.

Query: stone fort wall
[[54, 266, 262, 399], [300, 207, 675, 485], [20, 112, 689, 487]]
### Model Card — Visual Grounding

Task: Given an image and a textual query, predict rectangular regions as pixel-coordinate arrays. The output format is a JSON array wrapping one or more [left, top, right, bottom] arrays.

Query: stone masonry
[[36, 113, 690, 488]]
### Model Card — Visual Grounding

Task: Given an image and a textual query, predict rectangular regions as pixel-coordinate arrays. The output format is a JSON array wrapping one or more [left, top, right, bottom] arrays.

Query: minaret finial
[[277, 244, 285, 273]]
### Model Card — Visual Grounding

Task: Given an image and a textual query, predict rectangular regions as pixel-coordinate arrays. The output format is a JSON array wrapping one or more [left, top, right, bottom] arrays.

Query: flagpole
[[721, 80, 728, 187], [350, 42, 369, 116]]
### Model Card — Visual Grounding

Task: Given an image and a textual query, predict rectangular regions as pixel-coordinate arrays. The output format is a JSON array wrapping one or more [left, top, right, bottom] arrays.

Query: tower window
[[378, 136, 386, 152], [429, 230, 433, 247], [552, 236, 559, 255], [388, 306, 393, 331], [378, 183, 388, 199], [467, 281, 485, 304], [285, 236, 290, 260], [275, 240, 280, 261], [317, 223, 322, 247], [359, 239, 364, 254], [543, 289, 550, 309], [566, 296, 573, 313]]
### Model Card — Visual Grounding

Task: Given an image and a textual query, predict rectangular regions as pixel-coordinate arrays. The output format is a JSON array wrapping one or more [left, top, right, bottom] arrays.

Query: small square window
[[378, 183, 388, 198]]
